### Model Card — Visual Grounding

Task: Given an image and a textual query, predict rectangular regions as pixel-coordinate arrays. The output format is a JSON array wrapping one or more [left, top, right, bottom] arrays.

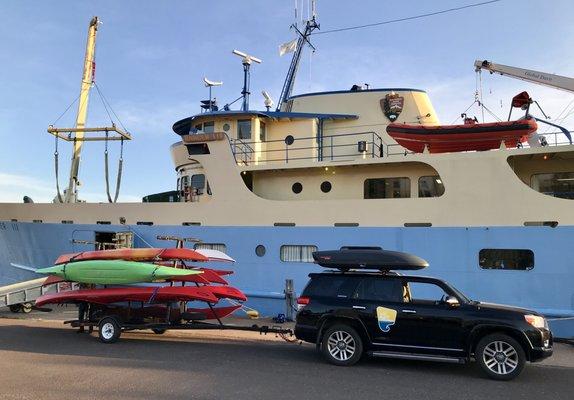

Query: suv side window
[[303, 275, 361, 299], [406, 281, 449, 304], [353, 277, 405, 302]]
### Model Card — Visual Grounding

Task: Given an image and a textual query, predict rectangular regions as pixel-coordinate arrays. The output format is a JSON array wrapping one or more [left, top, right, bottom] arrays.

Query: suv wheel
[[476, 333, 525, 380], [321, 324, 363, 366]]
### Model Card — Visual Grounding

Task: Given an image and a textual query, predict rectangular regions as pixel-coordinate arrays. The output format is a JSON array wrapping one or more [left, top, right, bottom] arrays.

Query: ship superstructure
[[1, 11, 573, 337]]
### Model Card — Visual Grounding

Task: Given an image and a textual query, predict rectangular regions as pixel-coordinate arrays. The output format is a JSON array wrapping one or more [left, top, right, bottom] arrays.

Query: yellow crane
[[48, 16, 131, 203]]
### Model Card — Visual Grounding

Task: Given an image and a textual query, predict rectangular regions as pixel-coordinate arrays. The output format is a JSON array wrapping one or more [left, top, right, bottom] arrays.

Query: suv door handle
[[401, 309, 417, 314], [352, 306, 366, 310]]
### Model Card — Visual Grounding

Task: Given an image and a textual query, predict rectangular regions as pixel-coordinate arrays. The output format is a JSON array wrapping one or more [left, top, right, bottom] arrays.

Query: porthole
[[320, 181, 332, 193], [285, 135, 295, 145], [223, 123, 230, 132], [292, 182, 303, 194], [255, 245, 266, 257]]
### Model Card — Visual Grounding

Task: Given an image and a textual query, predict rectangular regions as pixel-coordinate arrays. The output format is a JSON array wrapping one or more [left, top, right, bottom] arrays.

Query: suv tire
[[321, 324, 363, 366], [476, 333, 526, 380]]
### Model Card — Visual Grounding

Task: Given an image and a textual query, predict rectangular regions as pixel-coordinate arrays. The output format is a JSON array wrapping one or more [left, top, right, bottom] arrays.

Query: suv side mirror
[[445, 295, 460, 307]]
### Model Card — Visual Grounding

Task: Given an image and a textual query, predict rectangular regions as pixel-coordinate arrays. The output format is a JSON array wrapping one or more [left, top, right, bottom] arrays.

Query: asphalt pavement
[[0, 311, 572, 400]]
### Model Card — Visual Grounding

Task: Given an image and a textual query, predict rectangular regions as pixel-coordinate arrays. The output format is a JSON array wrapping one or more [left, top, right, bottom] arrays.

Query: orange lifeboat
[[386, 118, 538, 154]]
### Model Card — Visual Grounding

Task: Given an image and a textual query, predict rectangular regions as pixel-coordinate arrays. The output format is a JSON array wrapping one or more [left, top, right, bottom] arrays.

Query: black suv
[[294, 248, 553, 380]]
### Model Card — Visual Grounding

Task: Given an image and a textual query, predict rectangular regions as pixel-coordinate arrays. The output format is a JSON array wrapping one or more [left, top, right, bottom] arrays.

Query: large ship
[[1, 10, 573, 337]]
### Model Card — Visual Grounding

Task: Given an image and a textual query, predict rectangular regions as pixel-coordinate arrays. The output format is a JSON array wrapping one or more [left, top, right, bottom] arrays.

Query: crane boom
[[474, 60, 574, 93], [65, 16, 99, 202]]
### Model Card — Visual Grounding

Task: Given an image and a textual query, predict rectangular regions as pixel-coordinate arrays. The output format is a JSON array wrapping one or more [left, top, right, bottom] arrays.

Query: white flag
[[279, 39, 298, 56]]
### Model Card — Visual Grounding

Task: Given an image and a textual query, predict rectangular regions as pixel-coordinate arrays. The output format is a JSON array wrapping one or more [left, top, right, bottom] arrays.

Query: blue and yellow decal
[[376, 306, 397, 332]]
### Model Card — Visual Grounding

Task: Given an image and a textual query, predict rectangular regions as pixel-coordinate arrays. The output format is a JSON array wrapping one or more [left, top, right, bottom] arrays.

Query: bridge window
[[418, 176, 445, 197], [238, 119, 252, 140], [280, 245, 317, 262], [531, 172, 574, 199], [364, 177, 410, 199], [203, 121, 214, 133], [259, 121, 266, 141], [479, 249, 534, 271], [193, 121, 214, 133]]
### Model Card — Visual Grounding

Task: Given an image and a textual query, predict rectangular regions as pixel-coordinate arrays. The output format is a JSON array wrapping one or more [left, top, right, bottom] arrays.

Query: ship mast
[[276, 3, 319, 111], [65, 16, 99, 203]]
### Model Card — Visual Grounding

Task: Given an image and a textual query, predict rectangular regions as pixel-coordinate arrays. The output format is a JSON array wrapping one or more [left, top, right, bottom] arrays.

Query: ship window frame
[[364, 177, 411, 199], [321, 181, 332, 193], [194, 243, 227, 253], [238, 119, 252, 140], [259, 121, 266, 142], [418, 175, 445, 198], [530, 172, 574, 200], [478, 249, 534, 271], [280, 245, 318, 263], [292, 182, 303, 194], [202, 121, 214, 134]]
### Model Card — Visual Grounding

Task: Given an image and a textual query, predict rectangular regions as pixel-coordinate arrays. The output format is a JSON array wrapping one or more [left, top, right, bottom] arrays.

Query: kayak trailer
[[62, 303, 294, 344]]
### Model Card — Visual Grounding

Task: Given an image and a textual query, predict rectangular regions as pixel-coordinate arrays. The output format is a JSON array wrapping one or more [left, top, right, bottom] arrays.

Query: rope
[[94, 82, 129, 133], [51, 93, 81, 126], [313, 0, 502, 35], [104, 131, 112, 203], [114, 138, 124, 203], [53, 135, 64, 203], [94, 83, 114, 126], [478, 70, 485, 123], [103, 132, 124, 203]]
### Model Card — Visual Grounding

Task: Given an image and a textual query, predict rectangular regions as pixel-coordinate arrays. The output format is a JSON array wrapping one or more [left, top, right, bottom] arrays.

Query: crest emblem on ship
[[381, 92, 404, 121]]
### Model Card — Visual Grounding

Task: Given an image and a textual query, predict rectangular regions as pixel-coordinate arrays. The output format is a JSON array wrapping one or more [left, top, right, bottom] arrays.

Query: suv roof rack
[[312, 248, 428, 271]]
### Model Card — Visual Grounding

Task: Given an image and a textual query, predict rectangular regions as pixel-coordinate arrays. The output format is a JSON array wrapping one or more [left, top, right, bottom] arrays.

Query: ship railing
[[231, 138, 255, 165], [230, 131, 384, 165]]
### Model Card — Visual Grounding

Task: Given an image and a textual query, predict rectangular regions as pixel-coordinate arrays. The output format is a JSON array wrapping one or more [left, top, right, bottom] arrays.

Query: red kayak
[[54, 248, 209, 265], [35, 286, 218, 307], [187, 305, 241, 320], [170, 268, 229, 285], [205, 286, 247, 302], [386, 118, 538, 153]]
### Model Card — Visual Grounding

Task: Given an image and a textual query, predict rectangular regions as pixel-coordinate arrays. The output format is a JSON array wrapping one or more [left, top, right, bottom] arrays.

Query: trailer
[[0, 278, 74, 313], [61, 301, 294, 343]]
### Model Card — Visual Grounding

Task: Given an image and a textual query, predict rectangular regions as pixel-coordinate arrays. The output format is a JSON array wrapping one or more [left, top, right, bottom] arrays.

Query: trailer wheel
[[152, 328, 166, 335], [98, 317, 121, 343], [9, 305, 21, 313], [21, 303, 33, 314]]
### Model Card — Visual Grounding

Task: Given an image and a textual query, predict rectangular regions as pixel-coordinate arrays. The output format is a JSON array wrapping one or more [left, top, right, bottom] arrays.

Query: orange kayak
[[54, 248, 209, 265]]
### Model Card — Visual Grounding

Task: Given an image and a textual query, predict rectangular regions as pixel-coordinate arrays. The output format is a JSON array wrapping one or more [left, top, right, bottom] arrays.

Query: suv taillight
[[297, 296, 310, 309]]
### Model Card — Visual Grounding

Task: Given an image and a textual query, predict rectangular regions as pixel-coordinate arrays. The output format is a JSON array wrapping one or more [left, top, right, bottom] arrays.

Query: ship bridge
[[172, 87, 439, 167]]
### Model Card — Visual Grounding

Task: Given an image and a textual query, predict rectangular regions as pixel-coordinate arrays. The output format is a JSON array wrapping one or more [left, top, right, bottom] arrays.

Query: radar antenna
[[203, 77, 223, 112], [232, 49, 262, 111], [262, 91, 274, 111]]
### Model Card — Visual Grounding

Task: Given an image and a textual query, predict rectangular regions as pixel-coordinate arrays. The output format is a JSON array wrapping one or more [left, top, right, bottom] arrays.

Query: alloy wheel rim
[[327, 331, 356, 361], [101, 322, 115, 340], [482, 340, 518, 375]]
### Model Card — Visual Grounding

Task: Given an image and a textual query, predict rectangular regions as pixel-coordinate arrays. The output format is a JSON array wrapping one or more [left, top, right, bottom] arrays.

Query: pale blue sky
[[1, 0, 573, 202]]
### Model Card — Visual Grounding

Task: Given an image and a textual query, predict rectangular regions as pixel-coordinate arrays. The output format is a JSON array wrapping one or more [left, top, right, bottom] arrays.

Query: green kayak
[[36, 260, 201, 285]]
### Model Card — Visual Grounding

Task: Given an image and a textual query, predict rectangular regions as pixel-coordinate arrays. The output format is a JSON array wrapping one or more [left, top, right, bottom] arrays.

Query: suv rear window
[[354, 277, 404, 302], [303, 275, 361, 298]]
